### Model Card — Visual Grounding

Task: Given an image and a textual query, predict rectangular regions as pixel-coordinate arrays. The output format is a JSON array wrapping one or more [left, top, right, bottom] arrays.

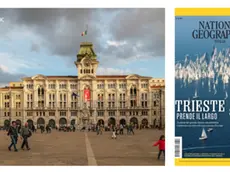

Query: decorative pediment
[[32, 74, 46, 80], [80, 75, 96, 80], [126, 74, 141, 80]]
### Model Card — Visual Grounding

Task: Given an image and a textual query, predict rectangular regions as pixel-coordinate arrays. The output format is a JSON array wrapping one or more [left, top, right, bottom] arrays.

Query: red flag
[[84, 89, 90, 102]]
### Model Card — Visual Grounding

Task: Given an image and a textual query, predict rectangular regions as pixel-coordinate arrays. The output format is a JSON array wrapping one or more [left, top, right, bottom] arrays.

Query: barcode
[[175, 137, 182, 158]]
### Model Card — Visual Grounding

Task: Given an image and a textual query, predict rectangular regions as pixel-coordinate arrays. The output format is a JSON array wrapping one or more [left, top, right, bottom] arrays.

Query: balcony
[[130, 95, 137, 99], [107, 106, 117, 110], [70, 107, 79, 110], [46, 107, 56, 110], [37, 95, 45, 99], [34, 106, 46, 110], [96, 107, 105, 110], [58, 107, 68, 110]]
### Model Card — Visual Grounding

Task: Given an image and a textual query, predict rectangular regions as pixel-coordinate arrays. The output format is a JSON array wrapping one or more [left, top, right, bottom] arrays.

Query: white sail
[[199, 128, 207, 140], [201, 128, 207, 138], [225, 91, 228, 100], [214, 84, 217, 95], [193, 89, 199, 99]]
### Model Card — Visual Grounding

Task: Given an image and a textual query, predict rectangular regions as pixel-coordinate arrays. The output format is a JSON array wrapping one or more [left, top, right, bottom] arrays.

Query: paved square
[[0, 129, 164, 166]]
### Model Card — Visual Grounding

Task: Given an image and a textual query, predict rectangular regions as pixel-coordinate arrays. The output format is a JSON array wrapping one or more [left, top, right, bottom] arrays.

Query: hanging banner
[[84, 89, 90, 102]]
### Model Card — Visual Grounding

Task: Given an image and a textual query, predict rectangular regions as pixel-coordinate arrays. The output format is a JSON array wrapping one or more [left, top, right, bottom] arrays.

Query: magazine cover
[[175, 8, 230, 166]]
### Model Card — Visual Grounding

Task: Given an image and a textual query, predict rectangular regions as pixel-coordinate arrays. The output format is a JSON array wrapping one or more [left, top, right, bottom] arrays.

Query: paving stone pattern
[[0, 129, 164, 166]]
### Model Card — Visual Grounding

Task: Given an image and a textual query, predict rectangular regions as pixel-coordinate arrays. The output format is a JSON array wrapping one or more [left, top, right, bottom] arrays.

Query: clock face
[[84, 60, 90, 67]]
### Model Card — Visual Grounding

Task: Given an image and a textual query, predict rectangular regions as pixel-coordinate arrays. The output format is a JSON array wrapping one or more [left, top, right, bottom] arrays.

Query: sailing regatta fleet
[[175, 47, 230, 100]]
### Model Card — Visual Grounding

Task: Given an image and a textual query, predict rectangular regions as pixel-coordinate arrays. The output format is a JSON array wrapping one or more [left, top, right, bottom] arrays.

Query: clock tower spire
[[75, 42, 99, 79]]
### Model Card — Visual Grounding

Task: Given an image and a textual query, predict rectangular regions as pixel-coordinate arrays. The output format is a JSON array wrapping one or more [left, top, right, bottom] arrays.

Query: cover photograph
[[175, 8, 230, 166]]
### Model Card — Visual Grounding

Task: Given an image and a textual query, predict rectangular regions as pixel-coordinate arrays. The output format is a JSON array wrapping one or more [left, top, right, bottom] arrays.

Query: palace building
[[0, 42, 165, 128]]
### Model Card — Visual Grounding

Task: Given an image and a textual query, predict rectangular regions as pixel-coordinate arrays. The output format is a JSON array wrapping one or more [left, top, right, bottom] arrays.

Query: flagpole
[[85, 24, 88, 42]]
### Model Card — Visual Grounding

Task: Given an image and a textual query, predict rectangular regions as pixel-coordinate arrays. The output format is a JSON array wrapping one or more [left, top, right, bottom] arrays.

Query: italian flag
[[81, 30, 87, 36]]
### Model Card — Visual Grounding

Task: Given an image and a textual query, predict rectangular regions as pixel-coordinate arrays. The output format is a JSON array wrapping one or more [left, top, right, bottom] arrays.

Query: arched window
[[134, 88, 136, 95], [130, 88, 133, 94], [80, 69, 82, 74], [91, 69, 94, 73]]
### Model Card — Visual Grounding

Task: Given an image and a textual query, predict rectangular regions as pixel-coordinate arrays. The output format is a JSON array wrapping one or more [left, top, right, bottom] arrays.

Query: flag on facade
[[72, 92, 79, 97], [84, 89, 90, 102]]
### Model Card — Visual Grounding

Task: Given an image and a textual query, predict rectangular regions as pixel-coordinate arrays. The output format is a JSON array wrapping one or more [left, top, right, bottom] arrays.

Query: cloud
[[107, 40, 127, 47], [0, 66, 25, 86], [0, 8, 164, 59], [0, 64, 9, 73], [30, 42, 40, 52], [0, 52, 43, 74], [0, 8, 165, 77]]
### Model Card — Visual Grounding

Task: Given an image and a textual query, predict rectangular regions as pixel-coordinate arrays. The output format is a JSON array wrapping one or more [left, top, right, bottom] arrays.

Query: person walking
[[126, 124, 130, 135], [99, 124, 103, 135], [46, 124, 50, 133], [7, 121, 19, 152], [153, 135, 165, 160], [111, 125, 117, 139], [96, 124, 99, 135], [119, 124, 124, 135], [21, 122, 32, 150], [130, 123, 135, 135]]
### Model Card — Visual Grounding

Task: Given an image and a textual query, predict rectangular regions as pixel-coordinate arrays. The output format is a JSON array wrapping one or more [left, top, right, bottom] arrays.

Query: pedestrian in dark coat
[[21, 122, 31, 150], [7, 121, 18, 152]]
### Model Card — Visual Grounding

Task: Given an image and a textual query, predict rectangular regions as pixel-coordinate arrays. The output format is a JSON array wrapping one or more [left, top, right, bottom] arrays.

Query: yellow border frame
[[175, 8, 230, 16], [175, 158, 230, 166]]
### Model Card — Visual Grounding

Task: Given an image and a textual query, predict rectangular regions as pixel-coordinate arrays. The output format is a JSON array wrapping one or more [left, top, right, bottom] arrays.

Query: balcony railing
[[130, 95, 137, 99], [107, 106, 117, 110]]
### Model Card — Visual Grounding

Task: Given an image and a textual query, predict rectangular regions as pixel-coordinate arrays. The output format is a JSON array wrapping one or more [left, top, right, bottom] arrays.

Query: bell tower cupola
[[75, 42, 99, 79]]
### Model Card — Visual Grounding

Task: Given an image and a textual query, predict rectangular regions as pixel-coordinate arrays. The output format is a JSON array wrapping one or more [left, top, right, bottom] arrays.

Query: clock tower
[[75, 42, 99, 79]]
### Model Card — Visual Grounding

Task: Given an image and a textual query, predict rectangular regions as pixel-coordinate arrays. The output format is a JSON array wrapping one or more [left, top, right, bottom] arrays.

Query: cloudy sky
[[0, 8, 165, 86]]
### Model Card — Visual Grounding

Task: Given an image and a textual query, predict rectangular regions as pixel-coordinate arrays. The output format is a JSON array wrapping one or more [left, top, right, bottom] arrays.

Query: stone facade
[[0, 42, 165, 128]]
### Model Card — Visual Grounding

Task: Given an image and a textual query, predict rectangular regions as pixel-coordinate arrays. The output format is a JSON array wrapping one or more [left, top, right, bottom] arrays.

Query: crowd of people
[[3, 121, 165, 160]]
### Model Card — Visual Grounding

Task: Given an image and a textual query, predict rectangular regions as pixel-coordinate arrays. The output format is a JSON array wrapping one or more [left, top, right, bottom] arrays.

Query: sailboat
[[199, 128, 208, 140], [208, 79, 211, 92], [225, 91, 228, 100], [213, 84, 217, 95], [207, 128, 213, 132], [202, 81, 204, 87], [193, 89, 199, 99]]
